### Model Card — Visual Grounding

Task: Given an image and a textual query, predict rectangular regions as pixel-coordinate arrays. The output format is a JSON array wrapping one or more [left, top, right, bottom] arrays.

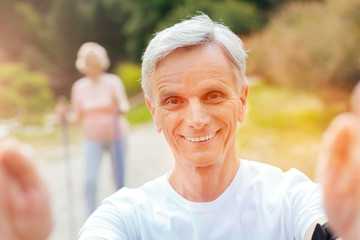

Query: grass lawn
[[126, 101, 153, 125], [236, 81, 347, 179]]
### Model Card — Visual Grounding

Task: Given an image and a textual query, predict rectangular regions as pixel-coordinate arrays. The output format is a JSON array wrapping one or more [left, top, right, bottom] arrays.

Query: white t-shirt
[[78, 160, 326, 240]]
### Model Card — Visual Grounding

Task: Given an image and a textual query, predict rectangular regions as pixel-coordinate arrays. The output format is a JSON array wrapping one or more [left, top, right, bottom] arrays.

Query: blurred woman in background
[[58, 42, 130, 216]]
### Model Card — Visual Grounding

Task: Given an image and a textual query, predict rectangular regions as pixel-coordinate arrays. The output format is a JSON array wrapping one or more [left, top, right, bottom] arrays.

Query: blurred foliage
[[0, 0, 306, 98], [115, 62, 142, 98], [156, 0, 263, 34], [126, 102, 153, 125], [0, 0, 357, 119], [246, 0, 360, 91], [89, 0, 129, 60], [0, 62, 54, 124], [120, 0, 182, 61], [237, 80, 347, 178]]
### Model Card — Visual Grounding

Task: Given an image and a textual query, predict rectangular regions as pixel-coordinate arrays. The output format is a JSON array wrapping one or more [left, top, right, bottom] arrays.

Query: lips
[[183, 132, 216, 142]]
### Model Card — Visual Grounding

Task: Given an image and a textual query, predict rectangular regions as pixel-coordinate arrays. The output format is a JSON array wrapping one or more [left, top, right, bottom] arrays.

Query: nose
[[185, 98, 210, 129]]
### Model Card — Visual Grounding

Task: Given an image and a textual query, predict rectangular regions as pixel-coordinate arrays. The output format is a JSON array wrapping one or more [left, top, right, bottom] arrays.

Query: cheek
[[216, 102, 240, 123], [157, 109, 182, 132]]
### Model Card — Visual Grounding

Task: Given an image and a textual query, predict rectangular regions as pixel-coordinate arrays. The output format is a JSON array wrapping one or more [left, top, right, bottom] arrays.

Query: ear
[[145, 97, 162, 133], [238, 84, 249, 123]]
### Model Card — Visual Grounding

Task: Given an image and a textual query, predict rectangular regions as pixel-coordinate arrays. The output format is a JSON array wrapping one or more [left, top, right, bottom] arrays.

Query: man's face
[[146, 44, 248, 167]]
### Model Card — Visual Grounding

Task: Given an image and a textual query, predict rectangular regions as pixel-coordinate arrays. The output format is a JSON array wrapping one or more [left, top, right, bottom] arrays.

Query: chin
[[184, 153, 220, 167]]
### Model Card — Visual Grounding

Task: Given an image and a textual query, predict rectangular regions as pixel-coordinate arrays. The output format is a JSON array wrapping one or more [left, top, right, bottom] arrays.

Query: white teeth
[[184, 132, 216, 142]]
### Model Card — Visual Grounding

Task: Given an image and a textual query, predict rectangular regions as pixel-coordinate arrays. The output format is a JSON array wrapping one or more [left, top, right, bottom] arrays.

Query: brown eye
[[209, 93, 220, 99], [205, 92, 224, 103], [164, 97, 184, 110], [166, 98, 180, 105]]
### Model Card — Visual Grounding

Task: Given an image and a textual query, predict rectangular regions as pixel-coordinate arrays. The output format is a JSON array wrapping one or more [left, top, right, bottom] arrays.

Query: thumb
[[0, 140, 38, 187], [315, 113, 359, 182], [350, 82, 360, 116]]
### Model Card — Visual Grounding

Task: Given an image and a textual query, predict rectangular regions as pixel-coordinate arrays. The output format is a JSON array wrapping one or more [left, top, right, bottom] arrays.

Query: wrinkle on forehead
[[152, 44, 236, 99], [156, 44, 231, 72], [156, 77, 234, 101]]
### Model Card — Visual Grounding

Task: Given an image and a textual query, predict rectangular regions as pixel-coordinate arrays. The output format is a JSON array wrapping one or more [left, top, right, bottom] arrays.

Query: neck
[[87, 71, 102, 82], [168, 153, 240, 202]]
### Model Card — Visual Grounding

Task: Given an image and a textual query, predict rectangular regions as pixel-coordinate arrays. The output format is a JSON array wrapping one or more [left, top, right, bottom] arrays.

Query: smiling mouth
[[183, 132, 216, 143]]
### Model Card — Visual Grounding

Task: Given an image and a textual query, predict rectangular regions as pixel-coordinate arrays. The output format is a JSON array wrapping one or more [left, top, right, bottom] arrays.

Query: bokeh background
[[0, 0, 359, 239]]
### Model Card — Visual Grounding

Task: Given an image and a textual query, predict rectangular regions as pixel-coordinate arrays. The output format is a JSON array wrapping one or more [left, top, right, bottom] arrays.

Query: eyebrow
[[157, 88, 180, 101], [158, 83, 229, 98], [201, 82, 230, 94]]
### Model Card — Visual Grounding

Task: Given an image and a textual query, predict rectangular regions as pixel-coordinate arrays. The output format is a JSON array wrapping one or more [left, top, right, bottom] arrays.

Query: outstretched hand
[[0, 140, 52, 240], [55, 95, 69, 120], [316, 83, 360, 240]]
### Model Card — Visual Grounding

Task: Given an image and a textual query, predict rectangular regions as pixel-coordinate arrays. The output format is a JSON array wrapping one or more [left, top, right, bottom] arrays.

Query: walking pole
[[58, 96, 77, 239], [113, 113, 124, 189]]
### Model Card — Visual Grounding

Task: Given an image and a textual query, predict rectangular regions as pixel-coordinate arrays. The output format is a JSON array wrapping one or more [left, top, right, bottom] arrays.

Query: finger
[[315, 113, 360, 181], [0, 163, 14, 239], [350, 82, 360, 116], [0, 140, 38, 187]]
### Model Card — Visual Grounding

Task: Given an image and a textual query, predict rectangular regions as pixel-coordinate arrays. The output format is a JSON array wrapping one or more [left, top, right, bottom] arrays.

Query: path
[[37, 123, 173, 240]]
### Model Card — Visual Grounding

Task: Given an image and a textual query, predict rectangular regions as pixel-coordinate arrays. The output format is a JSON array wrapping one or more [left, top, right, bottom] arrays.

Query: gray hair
[[141, 14, 248, 102], [75, 42, 110, 74]]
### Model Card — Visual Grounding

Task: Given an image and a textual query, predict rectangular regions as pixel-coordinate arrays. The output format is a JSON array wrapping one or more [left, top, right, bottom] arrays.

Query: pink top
[[71, 73, 130, 141]]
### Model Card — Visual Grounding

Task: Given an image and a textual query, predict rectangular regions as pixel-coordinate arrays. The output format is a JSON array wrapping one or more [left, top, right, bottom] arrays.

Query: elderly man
[[76, 14, 360, 240], [0, 14, 359, 240]]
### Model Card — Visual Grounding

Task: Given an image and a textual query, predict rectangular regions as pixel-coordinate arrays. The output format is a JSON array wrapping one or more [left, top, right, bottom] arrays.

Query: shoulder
[[236, 160, 289, 207], [101, 174, 168, 209], [100, 73, 125, 90], [241, 159, 283, 173], [78, 175, 168, 239], [240, 159, 285, 182], [72, 77, 89, 90], [239, 159, 319, 198], [239, 160, 325, 239], [102, 73, 121, 84], [81, 238, 106, 240], [241, 159, 313, 184]]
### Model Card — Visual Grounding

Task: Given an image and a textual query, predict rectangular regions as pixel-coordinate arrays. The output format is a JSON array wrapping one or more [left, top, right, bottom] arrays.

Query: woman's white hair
[[141, 13, 248, 102], [75, 42, 110, 74]]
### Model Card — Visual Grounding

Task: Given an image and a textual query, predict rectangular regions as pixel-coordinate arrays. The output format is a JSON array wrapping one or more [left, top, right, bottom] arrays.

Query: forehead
[[152, 44, 236, 96], [85, 50, 99, 59]]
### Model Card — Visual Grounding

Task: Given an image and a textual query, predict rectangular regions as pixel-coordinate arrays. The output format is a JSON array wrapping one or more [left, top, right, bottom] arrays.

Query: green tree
[[0, 0, 314, 100], [0, 63, 54, 124], [90, 0, 129, 61], [121, 0, 182, 61], [46, 0, 89, 95], [0, 1, 44, 61], [156, 0, 263, 35], [115, 62, 142, 98], [247, 0, 360, 90], [22, 0, 51, 15]]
